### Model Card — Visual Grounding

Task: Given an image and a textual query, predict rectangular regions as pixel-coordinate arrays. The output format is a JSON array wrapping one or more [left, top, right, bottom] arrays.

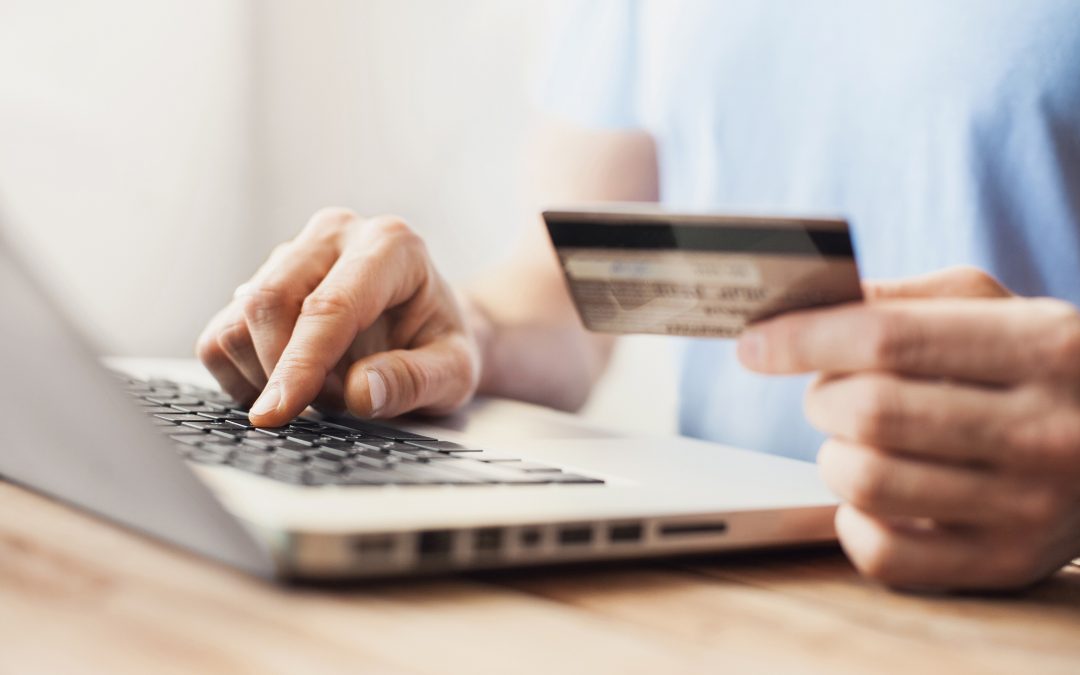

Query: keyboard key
[[283, 433, 321, 446], [185, 447, 231, 465], [391, 447, 449, 461], [253, 427, 289, 438], [153, 413, 210, 424], [238, 434, 288, 450], [314, 439, 358, 451], [328, 418, 436, 442], [272, 447, 307, 462], [184, 408, 226, 419], [216, 412, 252, 422], [210, 429, 246, 441], [314, 429, 358, 442], [200, 442, 239, 457], [171, 405, 224, 414], [307, 456, 345, 473], [355, 440, 423, 453], [146, 395, 202, 407], [403, 440, 470, 449], [230, 449, 271, 473], [288, 419, 323, 428], [266, 460, 308, 481], [347, 453, 393, 469], [180, 421, 240, 433], [197, 401, 232, 412], [142, 406, 182, 415], [311, 447, 351, 461]]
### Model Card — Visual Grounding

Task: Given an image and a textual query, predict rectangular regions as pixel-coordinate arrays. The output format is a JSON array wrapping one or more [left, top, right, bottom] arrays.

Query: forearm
[[461, 263, 613, 412], [457, 117, 656, 410]]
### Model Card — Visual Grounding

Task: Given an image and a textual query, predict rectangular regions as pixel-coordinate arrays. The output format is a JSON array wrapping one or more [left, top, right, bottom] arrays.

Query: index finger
[[248, 220, 427, 426], [737, 297, 1077, 383]]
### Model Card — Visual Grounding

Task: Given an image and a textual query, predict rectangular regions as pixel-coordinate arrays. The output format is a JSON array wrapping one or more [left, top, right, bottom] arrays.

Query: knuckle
[[304, 207, 357, 240], [370, 216, 425, 250], [762, 318, 801, 370], [217, 321, 251, 354], [864, 311, 915, 370], [240, 285, 292, 322], [953, 266, 1005, 296], [300, 290, 355, 321]]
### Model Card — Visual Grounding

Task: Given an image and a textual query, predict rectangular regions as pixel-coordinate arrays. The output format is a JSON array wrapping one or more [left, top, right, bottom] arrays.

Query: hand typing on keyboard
[[196, 209, 481, 427]]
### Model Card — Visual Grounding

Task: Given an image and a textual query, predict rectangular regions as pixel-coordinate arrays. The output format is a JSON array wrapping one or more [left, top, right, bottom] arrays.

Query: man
[[197, 1, 1080, 590]]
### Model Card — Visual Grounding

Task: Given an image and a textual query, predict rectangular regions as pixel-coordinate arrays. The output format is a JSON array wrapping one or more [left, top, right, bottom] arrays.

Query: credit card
[[543, 207, 863, 338]]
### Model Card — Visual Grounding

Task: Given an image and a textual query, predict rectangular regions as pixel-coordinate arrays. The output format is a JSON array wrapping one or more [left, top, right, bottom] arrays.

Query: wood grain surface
[[2, 482, 1078, 675]]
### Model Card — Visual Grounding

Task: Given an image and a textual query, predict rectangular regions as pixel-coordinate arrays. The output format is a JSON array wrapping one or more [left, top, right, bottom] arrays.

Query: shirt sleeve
[[534, 0, 641, 130]]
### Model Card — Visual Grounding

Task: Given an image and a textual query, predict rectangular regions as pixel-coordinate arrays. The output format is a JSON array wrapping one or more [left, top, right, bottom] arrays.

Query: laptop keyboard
[[117, 374, 604, 488]]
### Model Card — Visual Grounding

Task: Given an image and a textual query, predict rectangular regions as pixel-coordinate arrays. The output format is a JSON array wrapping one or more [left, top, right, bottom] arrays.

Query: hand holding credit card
[[543, 207, 863, 338]]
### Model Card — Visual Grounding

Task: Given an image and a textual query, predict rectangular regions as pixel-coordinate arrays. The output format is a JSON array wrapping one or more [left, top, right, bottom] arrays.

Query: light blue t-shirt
[[541, 0, 1080, 461]]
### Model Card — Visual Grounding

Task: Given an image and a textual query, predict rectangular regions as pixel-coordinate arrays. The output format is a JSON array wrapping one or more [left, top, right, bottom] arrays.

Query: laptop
[[0, 229, 837, 581]]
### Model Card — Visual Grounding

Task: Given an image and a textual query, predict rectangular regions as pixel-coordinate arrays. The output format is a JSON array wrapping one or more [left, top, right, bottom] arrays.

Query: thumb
[[864, 265, 1013, 301], [343, 339, 477, 419]]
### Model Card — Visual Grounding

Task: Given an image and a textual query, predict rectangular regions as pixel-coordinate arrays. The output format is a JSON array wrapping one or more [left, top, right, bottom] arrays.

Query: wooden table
[[2, 480, 1079, 675]]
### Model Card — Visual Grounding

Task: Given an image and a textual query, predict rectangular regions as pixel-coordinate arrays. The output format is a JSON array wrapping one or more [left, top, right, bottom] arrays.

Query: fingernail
[[366, 369, 387, 415], [250, 383, 281, 417], [737, 330, 765, 367]]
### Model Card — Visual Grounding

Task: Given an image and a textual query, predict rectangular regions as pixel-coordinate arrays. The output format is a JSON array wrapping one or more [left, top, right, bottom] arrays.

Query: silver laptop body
[[0, 232, 837, 580]]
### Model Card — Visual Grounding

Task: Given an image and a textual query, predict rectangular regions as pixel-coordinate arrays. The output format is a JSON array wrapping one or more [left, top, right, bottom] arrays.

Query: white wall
[[0, 0, 676, 433], [0, 0, 257, 354]]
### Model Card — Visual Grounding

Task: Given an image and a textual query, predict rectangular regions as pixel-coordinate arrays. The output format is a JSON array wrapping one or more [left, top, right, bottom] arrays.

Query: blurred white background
[[0, 0, 676, 433]]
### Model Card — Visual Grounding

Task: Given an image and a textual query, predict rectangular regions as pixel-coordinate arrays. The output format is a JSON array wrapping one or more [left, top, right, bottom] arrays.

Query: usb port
[[418, 530, 454, 558], [609, 523, 643, 543], [520, 528, 542, 548], [474, 528, 502, 552], [558, 526, 593, 546]]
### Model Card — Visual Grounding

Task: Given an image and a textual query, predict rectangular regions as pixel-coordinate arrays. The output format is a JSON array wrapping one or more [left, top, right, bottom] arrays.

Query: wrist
[[454, 288, 497, 394]]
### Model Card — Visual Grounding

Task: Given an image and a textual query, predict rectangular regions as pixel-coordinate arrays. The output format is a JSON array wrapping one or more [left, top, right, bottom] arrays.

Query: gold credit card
[[543, 207, 863, 338]]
